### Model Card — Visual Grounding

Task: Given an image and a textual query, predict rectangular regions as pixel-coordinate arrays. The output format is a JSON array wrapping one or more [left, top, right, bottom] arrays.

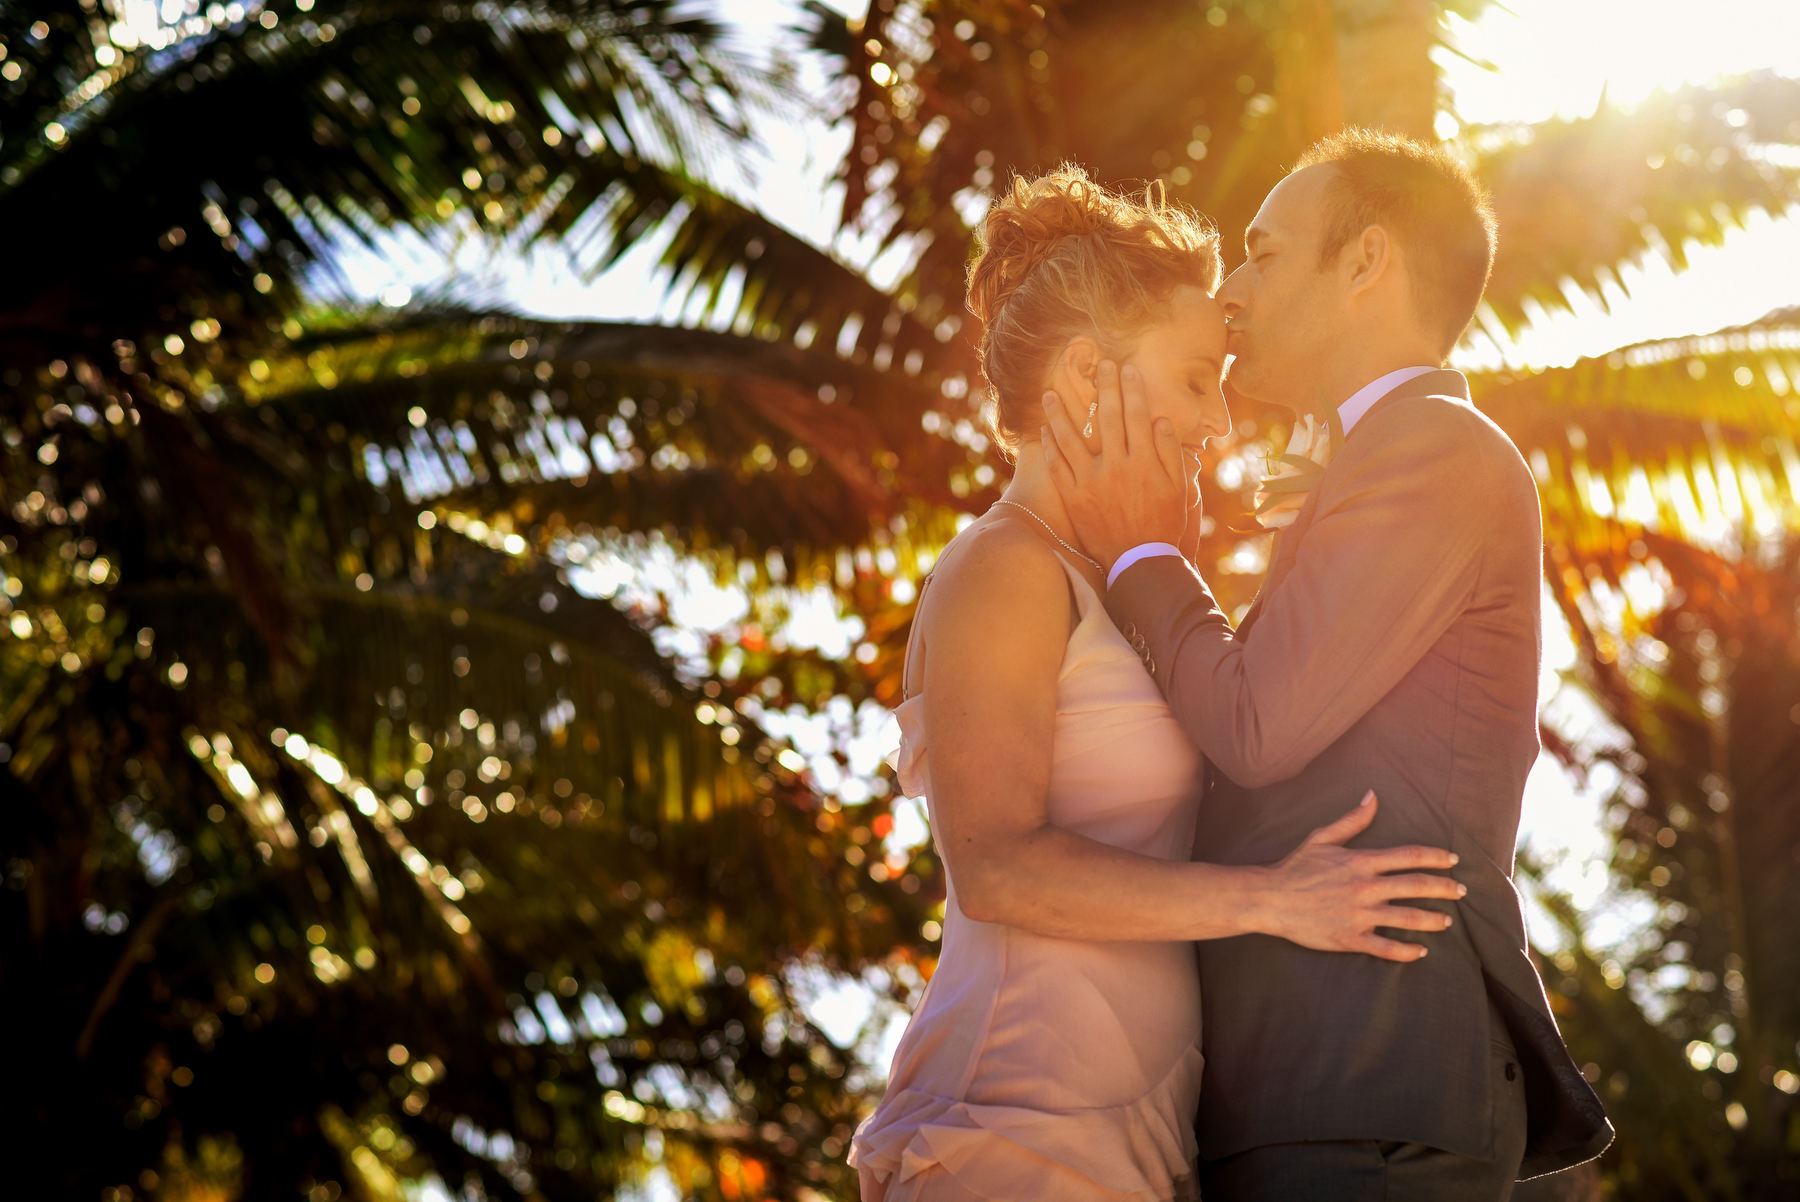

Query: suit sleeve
[[1105, 402, 1529, 788]]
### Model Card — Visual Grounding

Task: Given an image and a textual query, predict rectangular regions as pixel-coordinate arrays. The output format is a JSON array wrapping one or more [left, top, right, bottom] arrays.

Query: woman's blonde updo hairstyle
[[966, 164, 1222, 456]]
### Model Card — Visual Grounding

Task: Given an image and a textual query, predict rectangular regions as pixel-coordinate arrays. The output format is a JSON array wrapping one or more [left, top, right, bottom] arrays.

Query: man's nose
[[1217, 264, 1247, 319]]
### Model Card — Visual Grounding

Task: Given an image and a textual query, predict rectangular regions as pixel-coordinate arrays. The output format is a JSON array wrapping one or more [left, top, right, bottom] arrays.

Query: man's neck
[[1300, 349, 1443, 417]]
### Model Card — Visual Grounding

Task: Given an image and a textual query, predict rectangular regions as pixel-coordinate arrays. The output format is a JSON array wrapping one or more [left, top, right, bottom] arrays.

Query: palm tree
[[2, 3, 936, 1199]]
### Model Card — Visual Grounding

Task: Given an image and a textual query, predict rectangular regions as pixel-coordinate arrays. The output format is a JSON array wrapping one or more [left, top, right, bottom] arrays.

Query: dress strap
[[1046, 547, 1101, 618]]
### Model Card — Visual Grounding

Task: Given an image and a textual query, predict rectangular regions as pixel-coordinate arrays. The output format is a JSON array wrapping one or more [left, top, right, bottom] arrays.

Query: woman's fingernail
[[1457, 883, 1468, 896], [1448, 853, 1459, 865], [1359, 791, 1375, 807], [1416, 947, 1429, 958]]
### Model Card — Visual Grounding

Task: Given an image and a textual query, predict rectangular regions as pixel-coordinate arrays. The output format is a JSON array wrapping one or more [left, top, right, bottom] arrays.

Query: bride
[[848, 166, 1466, 1202]]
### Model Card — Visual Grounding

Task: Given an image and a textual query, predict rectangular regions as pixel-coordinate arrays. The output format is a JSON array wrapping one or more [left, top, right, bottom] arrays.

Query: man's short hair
[[1295, 129, 1497, 356]]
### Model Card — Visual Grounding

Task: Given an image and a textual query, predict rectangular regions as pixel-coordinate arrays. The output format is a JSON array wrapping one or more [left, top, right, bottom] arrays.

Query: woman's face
[[1121, 283, 1232, 453]]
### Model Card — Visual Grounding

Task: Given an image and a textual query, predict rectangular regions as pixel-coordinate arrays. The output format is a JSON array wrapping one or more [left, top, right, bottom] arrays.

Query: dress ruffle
[[891, 695, 928, 799], [849, 1043, 1203, 1202]]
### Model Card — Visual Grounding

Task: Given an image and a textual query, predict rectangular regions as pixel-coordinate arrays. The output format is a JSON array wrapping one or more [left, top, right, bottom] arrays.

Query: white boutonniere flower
[[1252, 412, 1338, 531]]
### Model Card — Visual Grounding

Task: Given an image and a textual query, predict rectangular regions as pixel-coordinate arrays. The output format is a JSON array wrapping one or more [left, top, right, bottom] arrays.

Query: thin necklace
[[993, 499, 1104, 573]]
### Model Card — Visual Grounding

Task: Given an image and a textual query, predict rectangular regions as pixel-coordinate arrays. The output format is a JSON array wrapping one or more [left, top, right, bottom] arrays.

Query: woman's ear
[[1056, 336, 1103, 401], [1046, 337, 1105, 451]]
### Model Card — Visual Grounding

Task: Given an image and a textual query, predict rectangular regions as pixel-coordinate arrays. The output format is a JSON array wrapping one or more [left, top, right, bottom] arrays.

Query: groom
[[1043, 130, 1612, 1197]]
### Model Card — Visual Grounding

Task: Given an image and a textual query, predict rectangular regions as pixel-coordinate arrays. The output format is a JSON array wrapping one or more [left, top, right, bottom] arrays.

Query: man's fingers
[[1374, 871, 1466, 902], [1094, 360, 1127, 454], [1152, 417, 1184, 491], [1370, 903, 1455, 933], [1119, 362, 1154, 456], [1301, 791, 1378, 847], [1040, 424, 1080, 496], [1040, 394, 1093, 484], [1364, 844, 1461, 874], [1043, 383, 1091, 439], [1359, 935, 1431, 963]]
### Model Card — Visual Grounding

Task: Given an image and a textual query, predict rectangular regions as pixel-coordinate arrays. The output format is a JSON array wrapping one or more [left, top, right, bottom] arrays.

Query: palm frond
[[3, 631, 927, 1200], [0, 1, 788, 367], [226, 313, 987, 566], [1474, 306, 1800, 570], [1473, 73, 1800, 333]]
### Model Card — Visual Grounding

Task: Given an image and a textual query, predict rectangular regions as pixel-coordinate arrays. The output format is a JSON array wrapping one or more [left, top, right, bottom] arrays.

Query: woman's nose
[[1204, 390, 1233, 442]]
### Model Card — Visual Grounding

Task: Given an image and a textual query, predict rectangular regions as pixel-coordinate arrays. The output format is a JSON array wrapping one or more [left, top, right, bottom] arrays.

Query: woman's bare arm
[[918, 522, 1463, 961]]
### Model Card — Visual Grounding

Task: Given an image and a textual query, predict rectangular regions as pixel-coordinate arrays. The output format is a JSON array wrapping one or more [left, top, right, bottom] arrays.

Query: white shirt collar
[[1337, 365, 1438, 435]]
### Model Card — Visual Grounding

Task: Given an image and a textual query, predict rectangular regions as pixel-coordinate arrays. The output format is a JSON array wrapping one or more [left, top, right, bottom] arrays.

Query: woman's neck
[[995, 447, 1094, 560]]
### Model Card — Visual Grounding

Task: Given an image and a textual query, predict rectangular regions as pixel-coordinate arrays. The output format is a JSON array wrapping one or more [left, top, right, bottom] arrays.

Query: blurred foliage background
[[2, 1, 1797, 1199]]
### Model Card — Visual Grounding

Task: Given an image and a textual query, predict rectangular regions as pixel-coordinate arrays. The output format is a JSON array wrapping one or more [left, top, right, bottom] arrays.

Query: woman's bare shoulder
[[918, 518, 1074, 646]]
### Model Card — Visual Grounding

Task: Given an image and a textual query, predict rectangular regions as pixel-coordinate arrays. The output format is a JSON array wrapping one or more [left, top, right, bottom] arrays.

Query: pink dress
[[849, 549, 1207, 1202]]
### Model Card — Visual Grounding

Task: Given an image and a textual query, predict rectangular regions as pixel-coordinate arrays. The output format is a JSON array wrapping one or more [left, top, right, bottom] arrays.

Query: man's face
[[1215, 165, 1343, 411]]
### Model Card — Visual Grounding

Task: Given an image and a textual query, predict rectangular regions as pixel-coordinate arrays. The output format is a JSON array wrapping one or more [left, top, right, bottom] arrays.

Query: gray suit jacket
[[1106, 370, 1612, 1178]]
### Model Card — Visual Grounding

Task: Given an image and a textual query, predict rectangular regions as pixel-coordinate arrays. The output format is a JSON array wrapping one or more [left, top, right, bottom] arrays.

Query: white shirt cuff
[[1107, 542, 1184, 589]]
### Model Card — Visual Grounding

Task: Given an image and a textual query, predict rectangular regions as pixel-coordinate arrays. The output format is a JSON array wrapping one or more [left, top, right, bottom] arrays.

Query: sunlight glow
[[1456, 213, 1800, 371], [1441, 0, 1800, 127], [1442, 1, 1800, 370]]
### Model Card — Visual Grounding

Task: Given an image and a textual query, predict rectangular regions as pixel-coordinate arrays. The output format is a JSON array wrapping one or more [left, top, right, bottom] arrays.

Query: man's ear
[[1344, 224, 1394, 298]]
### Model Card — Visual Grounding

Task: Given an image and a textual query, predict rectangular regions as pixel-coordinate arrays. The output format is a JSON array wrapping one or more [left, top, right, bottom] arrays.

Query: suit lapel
[[1235, 370, 1472, 637]]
